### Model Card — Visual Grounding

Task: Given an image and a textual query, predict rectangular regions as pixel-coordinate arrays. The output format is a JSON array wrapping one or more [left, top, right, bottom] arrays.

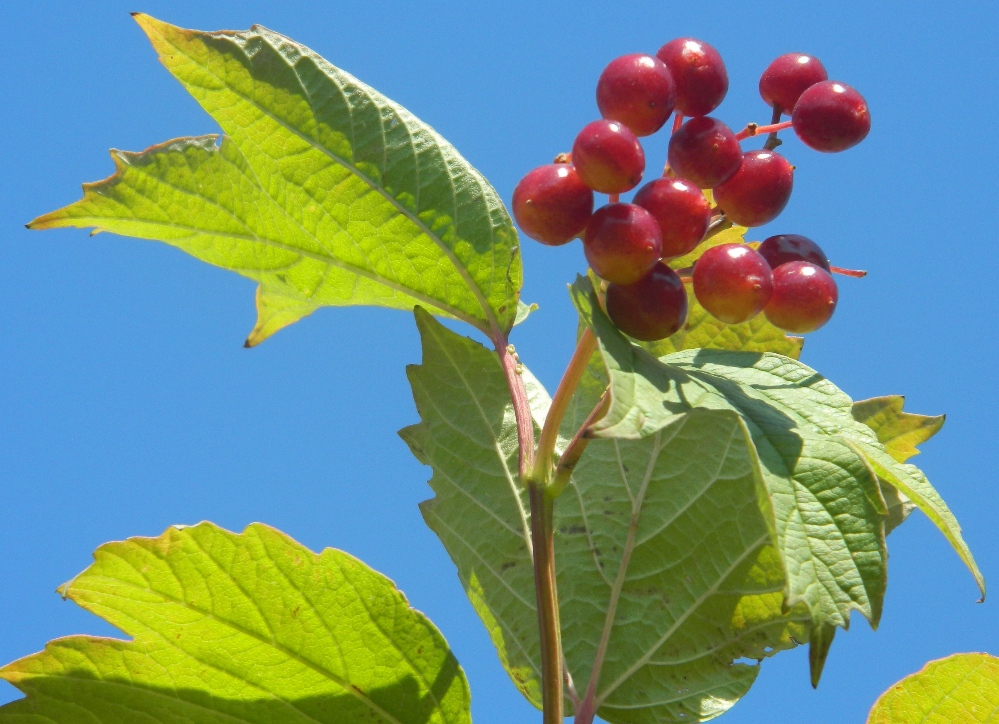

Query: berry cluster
[[512, 39, 870, 341]]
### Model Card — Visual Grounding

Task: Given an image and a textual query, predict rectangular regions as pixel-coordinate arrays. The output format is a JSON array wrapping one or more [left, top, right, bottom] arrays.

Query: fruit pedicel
[[512, 39, 871, 340]]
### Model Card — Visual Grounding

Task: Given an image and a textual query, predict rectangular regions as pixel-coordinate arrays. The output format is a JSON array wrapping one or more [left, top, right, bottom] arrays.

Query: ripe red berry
[[511, 164, 594, 245], [572, 120, 646, 194], [764, 261, 838, 333], [792, 81, 871, 152], [633, 178, 711, 259], [667, 116, 742, 189], [606, 262, 688, 341], [692, 244, 773, 324], [713, 150, 794, 227], [758, 234, 830, 271], [759, 53, 828, 114], [583, 203, 662, 285], [655, 38, 728, 117], [597, 53, 677, 137]]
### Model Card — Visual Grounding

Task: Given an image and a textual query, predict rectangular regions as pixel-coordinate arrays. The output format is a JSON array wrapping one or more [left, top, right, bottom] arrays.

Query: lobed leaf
[[0, 522, 470, 723], [867, 653, 999, 723], [404, 312, 809, 722], [29, 15, 522, 344], [852, 396, 945, 463]]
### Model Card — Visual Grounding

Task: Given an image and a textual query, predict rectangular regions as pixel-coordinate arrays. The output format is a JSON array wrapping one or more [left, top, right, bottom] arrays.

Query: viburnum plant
[[0, 16, 986, 724]]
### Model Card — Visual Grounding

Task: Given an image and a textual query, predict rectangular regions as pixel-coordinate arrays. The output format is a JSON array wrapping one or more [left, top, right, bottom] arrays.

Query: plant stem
[[494, 336, 535, 480], [550, 391, 609, 497], [672, 112, 684, 134], [763, 104, 784, 150], [736, 119, 792, 141], [830, 264, 868, 278], [532, 327, 598, 486], [529, 483, 563, 724]]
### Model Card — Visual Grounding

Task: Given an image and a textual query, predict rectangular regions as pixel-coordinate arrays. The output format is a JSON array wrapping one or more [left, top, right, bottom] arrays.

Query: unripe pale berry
[[583, 203, 662, 285], [512, 164, 594, 245], [758, 234, 830, 271], [713, 150, 794, 227], [572, 120, 646, 194], [632, 178, 711, 259], [792, 81, 871, 152], [606, 262, 688, 341], [667, 116, 742, 189], [759, 53, 828, 114], [764, 261, 838, 333], [597, 53, 676, 137], [655, 38, 728, 117], [693, 243, 774, 324]]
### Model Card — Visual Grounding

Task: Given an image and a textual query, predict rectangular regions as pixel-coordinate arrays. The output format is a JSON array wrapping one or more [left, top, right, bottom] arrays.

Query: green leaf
[[867, 653, 999, 723], [0, 522, 470, 724], [402, 308, 542, 705], [29, 15, 522, 344], [570, 276, 984, 676], [852, 396, 945, 463], [403, 311, 810, 722]]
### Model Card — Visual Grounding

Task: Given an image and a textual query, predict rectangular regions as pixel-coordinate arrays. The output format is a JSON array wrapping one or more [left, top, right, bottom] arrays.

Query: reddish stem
[[671, 113, 684, 134], [736, 120, 792, 141], [608, 193, 620, 203], [494, 337, 535, 480], [830, 265, 868, 278]]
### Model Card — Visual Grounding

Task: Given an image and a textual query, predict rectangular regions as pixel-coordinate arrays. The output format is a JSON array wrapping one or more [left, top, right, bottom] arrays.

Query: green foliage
[[0, 522, 470, 724], [569, 276, 982, 686], [29, 15, 522, 344], [867, 653, 999, 723]]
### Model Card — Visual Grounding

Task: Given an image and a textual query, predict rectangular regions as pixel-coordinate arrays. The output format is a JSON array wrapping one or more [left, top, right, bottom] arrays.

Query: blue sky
[[1, 1, 996, 721]]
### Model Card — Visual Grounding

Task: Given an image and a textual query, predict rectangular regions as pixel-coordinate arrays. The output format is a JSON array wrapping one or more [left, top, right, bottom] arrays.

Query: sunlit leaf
[[0, 522, 470, 723], [29, 15, 522, 344], [867, 653, 999, 723]]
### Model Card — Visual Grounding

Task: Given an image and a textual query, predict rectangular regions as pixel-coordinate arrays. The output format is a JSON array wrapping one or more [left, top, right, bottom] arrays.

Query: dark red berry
[[606, 262, 688, 341], [713, 150, 794, 227], [692, 244, 773, 324], [633, 178, 710, 259], [667, 116, 742, 189], [511, 164, 594, 245], [792, 81, 871, 152], [655, 38, 728, 117], [764, 261, 838, 333], [759, 53, 828, 115], [583, 203, 662, 285], [597, 53, 676, 137], [758, 234, 830, 271], [572, 120, 646, 194]]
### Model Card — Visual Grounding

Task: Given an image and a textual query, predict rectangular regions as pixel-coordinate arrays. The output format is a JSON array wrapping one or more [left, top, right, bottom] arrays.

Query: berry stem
[[672, 112, 684, 134], [736, 119, 792, 141], [532, 327, 598, 487], [830, 264, 868, 278], [609, 193, 620, 203], [550, 390, 610, 497], [764, 104, 784, 150]]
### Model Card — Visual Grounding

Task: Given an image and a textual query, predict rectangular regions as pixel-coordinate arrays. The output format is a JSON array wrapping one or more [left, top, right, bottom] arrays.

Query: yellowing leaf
[[868, 653, 999, 723]]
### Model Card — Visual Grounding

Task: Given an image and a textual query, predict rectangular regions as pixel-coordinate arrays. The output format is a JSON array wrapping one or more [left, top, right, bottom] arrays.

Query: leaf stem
[[532, 327, 598, 487], [550, 391, 610, 497], [494, 335, 535, 480], [529, 483, 563, 724]]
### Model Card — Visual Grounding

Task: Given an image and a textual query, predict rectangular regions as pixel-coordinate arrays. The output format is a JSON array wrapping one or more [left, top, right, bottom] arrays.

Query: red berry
[[583, 203, 662, 285], [792, 81, 871, 152], [597, 53, 676, 137], [606, 262, 688, 341], [713, 150, 794, 227], [759, 53, 828, 115], [655, 38, 728, 117], [758, 234, 830, 271], [572, 120, 646, 194], [693, 244, 773, 324], [633, 178, 711, 259], [511, 164, 594, 245], [667, 116, 742, 189], [764, 261, 838, 333]]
